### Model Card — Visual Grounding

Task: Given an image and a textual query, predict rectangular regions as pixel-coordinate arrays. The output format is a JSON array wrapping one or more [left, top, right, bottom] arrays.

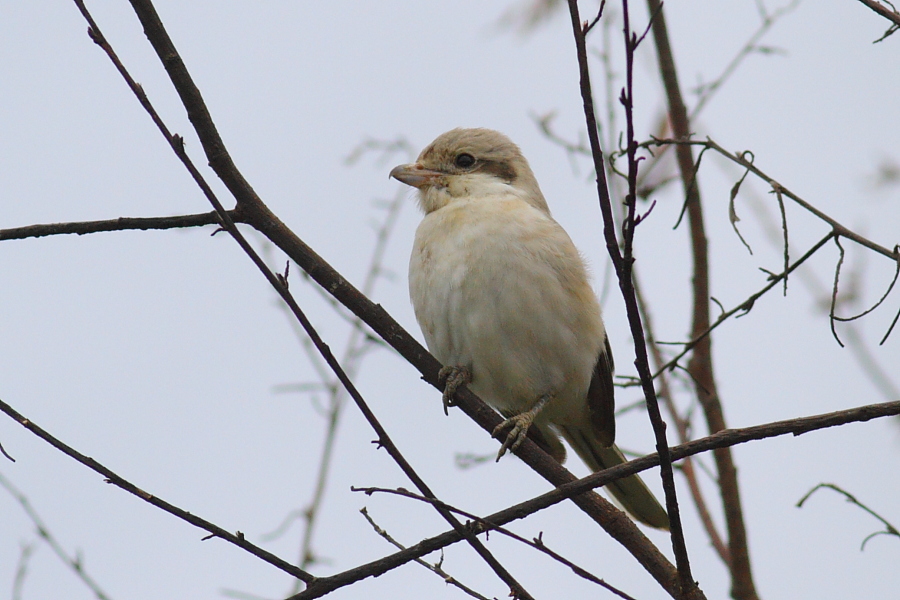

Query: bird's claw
[[492, 413, 535, 461], [438, 365, 471, 416]]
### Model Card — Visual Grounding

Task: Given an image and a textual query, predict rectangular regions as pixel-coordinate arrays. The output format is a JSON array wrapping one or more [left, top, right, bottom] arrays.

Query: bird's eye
[[455, 153, 476, 168]]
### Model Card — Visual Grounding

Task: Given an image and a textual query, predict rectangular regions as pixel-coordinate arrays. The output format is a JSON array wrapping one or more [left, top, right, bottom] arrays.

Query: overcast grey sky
[[2, 1, 899, 599]]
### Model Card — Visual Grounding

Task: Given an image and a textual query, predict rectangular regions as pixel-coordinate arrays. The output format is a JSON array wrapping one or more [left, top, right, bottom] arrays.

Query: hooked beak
[[390, 163, 444, 189]]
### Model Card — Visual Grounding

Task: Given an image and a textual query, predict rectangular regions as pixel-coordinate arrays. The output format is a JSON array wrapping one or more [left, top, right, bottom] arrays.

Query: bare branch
[[0, 472, 113, 600], [640, 232, 835, 380], [646, 137, 900, 262], [0, 397, 315, 584], [618, 0, 696, 590], [0, 212, 225, 242], [288, 398, 900, 599], [359, 507, 493, 600], [857, 0, 900, 42], [72, 0, 689, 595], [355, 488, 638, 600], [634, 278, 731, 564], [797, 483, 900, 550], [644, 2, 758, 596], [11, 540, 35, 600], [76, 2, 536, 596]]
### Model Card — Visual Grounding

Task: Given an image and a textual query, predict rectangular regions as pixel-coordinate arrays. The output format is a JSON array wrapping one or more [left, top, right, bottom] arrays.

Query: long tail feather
[[561, 426, 670, 530]]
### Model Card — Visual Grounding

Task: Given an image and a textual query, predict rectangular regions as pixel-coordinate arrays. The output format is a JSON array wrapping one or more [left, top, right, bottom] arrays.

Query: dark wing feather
[[586, 334, 616, 447]]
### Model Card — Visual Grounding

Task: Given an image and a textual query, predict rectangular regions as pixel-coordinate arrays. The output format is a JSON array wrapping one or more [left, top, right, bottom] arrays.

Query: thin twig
[[289, 182, 408, 586], [355, 488, 638, 600], [639, 232, 835, 381], [689, 0, 800, 119], [0, 472, 114, 600], [645, 137, 900, 263], [634, 278, 730, 565], [359, 507, 493, 600], [617, 0, 695, 591], [0, 397, 315, 583], [644, 3, 758, 597], [0, 212, 225, 241], [797, 482, 900, 550], [11, 541, 36, 600]]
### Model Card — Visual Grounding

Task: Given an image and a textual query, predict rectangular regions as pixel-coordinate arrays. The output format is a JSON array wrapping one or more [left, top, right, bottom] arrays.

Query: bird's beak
[[390, 163, 443, 189]]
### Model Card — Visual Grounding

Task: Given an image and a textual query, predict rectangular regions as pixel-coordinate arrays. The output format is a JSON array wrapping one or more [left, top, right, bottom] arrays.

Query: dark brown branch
[[642, 232, 835, 380], [646, 137, 900, 263], [359, 507, 492, 600], [634, 277, 730, 564], [645, 3, 759, 598], [857, 0, 900, 27], [289, 398, 900, 599], [564, 1, 699, 597], [0, 212, 226, 242], [518, 399, 900, 525], [353, 487, 638, 600], [0, 396, 315, 584], [618, 1, 695, 592]]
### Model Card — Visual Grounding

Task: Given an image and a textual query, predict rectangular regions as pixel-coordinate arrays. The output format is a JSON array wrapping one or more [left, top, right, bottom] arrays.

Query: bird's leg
[[437, 365, 471, 416], [492, 394, 552, 461]]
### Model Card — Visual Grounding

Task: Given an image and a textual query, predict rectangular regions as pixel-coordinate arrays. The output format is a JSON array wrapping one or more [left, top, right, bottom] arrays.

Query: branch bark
[[289, 398, 900, 598], [857, 0, 900, 27], [644, 2, 758, 598]]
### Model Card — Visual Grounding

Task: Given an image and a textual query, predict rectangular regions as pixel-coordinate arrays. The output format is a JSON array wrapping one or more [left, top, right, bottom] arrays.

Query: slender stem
[[644, 2, 759, 598], [619, 0, 695, 592], [567, 0, 697, 594], [0, 397, 315, 583], [857, 0, 900, 27]]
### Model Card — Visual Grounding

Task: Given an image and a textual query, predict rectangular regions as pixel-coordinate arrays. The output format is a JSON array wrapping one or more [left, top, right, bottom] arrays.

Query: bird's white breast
[[409, 191, 606, 425]]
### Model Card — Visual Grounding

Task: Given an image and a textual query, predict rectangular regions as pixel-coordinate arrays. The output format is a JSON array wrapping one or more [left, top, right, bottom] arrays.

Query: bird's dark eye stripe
[[477, 159, 516, 183], [455, 153, 476, 168]]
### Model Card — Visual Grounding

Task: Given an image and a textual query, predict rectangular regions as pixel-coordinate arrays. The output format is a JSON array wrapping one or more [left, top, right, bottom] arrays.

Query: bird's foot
[[492, 395, 552, 461], [437, 365, 471, 416]]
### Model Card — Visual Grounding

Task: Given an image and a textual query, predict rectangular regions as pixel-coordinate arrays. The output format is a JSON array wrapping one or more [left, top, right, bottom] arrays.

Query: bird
[[390, 128, 669, 529]]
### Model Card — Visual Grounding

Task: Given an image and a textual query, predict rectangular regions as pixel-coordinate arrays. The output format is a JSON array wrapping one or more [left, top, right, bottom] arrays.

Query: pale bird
[[391, 128, 669, 529]]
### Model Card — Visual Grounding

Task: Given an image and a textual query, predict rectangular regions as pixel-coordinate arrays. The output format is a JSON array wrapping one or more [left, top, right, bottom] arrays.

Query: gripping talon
[[438, 365, 471, 416], [492, 394, 553, 461], [492, 413, 534, 460]]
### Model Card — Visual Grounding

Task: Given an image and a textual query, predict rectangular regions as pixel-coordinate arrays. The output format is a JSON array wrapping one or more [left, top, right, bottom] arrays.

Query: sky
[[1, 1, 899, 599]]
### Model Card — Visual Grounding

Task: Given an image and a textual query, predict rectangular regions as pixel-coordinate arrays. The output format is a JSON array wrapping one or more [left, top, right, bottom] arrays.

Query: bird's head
[[390, 128, 549, 214]]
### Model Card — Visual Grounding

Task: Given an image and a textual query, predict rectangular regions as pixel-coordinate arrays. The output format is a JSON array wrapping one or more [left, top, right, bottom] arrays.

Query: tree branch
[[0, 396, 315, 584], [645, 2, 758, 597], [617, 2, 695, 592], [857, 0, 900, 28], [288, 398, 900, 599], [0, 212, 225, 241]]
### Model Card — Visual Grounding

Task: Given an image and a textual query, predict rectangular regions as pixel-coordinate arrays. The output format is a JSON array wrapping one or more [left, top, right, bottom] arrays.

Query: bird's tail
[[561, 425, 670, 530]]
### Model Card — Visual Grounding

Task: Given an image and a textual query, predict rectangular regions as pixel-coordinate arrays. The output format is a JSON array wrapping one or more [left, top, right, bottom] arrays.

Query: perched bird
[[391, 128, 669, 529]]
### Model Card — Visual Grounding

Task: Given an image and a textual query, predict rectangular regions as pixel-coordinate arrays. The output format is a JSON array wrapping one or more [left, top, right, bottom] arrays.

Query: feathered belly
[[409, 202, 604, 419]]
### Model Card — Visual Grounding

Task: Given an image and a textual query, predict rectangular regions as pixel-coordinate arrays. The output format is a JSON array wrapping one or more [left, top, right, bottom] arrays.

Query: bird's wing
[[586, 334, 616, 447]]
